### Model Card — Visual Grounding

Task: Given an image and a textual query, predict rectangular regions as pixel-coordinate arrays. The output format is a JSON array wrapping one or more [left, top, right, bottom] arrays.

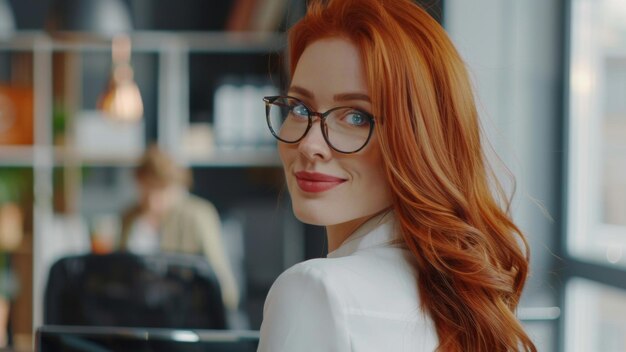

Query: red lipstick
[[294, 171, 346, 193]]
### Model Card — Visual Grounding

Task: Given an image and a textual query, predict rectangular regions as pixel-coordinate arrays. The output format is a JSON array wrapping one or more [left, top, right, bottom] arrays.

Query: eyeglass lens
[[266, 97, 372, 153]]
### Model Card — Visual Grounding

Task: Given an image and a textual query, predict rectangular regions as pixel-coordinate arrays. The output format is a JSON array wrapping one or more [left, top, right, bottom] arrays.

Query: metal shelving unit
[[0, 30, 287, 331]]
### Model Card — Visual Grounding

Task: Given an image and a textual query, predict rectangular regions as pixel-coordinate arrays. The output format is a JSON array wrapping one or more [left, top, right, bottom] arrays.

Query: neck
[[325, 208, 392, 253], [326, 218, 368, 253]]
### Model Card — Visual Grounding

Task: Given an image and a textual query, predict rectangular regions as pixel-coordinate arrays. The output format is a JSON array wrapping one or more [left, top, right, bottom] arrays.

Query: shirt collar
[[327, 209, 398, 259]]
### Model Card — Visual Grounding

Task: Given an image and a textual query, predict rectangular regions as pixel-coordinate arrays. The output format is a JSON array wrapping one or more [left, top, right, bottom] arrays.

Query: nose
[[297, 120, 332, 162]]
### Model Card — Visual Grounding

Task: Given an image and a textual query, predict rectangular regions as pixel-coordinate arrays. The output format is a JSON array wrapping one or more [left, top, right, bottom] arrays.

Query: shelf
[[185, 147, 281, 168], [76, 149, 282, 168], [0, 146, 139, 167], [0, 146, 35, 167], [0, 146, 281, 168], [0, 31, 287, 54], [70, 155, 141, 168]]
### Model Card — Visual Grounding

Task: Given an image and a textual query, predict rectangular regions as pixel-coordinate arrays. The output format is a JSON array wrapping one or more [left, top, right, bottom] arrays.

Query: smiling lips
[[294, 171, 347, 193]]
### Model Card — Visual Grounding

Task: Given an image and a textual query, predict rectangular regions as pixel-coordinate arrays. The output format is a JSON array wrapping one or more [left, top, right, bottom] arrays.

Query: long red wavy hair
[[288, 1, 536, 351]]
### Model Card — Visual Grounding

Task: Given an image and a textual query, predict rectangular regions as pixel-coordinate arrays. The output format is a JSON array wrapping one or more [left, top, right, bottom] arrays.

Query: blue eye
[[345, 111, 368, 126], [292, 104, 309, 118]]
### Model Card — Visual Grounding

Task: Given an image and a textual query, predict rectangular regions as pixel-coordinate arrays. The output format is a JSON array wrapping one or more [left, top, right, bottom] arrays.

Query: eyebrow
[[288, 85, 371, 103]]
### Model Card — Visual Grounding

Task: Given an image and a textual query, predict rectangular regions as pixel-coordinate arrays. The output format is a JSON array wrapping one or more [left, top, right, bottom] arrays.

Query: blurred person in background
[[119, 145, 239, 312]]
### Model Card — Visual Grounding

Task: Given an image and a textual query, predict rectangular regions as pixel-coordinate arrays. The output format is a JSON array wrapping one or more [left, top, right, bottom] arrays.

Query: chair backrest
[[44, 252, 226, 329]]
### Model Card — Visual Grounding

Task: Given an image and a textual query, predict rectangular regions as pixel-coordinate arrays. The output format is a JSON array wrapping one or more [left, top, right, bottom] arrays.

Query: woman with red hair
[[259, 0, 536, 351]]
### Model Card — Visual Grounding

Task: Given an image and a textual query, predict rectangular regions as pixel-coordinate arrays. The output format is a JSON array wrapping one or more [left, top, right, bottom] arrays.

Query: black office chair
[[44, 252, 227, 329]]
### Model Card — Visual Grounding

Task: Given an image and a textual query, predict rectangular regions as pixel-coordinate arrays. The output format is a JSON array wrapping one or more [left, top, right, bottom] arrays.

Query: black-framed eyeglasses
[[263, 95, 376, 154]]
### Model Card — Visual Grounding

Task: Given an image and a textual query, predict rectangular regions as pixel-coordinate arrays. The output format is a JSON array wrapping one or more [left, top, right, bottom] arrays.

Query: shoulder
[[174, 194, 219, 223], [282, 249, 423, 317], [292, 248, 419, 293], [182, 194, 218, 213], [259, 254, 436, 352], [264, 259, 346, 313], [276, 248, 418, 288], [278, 257, 348, 281], [258, 259, 351, 351], [263, 250, 419, 315], [267, 255, 385, 300]]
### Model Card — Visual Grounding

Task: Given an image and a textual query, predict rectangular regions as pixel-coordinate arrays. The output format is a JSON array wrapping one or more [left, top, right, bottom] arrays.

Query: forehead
[[291, 37, 369, 102]]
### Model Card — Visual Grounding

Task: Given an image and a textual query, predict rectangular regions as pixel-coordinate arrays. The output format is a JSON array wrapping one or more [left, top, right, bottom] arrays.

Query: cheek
[[355, 146, 392, 201], [278, 142, 298, 169], [277, 142, 288, 163], [278, 143, 295, 186]]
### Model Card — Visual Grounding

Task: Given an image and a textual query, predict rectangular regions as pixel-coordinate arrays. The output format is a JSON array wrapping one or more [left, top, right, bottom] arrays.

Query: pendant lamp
[[97, 35, 143, 122]]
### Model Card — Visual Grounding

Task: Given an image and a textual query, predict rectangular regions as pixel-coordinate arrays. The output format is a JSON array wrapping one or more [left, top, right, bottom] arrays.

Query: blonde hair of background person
[[119, 145, 240, 312], [257, 0, 536, 351]]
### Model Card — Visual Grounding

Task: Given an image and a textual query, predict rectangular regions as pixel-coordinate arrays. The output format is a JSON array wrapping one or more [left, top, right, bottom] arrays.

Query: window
[[565, 1, 626, 350], [567, 0, 626, 266], [565, 278, 626, 352]]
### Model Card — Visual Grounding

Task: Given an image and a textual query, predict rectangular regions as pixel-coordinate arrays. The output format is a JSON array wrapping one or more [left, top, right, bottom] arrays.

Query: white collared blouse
[[257, 211, 438, 352]]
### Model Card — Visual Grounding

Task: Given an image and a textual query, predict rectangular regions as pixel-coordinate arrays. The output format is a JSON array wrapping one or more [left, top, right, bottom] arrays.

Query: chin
[[291, 203, 330, 226], [290, 200, 360, 226]]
